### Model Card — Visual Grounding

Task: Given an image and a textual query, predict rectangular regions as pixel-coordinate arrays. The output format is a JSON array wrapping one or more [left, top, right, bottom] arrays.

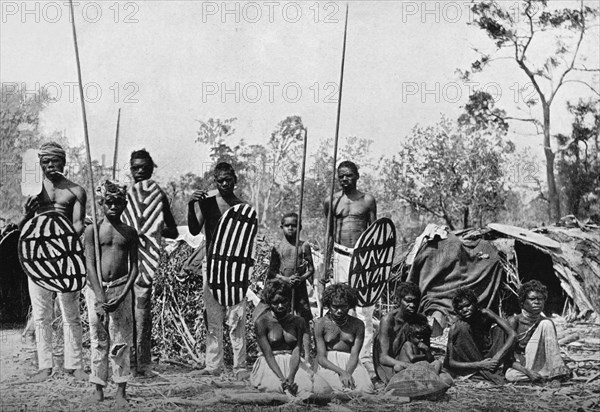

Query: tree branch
[[573, 67, 600, 72], [550, 0, 587, 104], [395, 192, 443, 219], [563, 80, 600, 96]]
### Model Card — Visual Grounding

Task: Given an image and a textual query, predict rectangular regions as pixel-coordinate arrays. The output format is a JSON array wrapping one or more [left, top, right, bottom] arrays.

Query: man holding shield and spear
[[20, 142, 88, 382], [322, 160, 378, 378]]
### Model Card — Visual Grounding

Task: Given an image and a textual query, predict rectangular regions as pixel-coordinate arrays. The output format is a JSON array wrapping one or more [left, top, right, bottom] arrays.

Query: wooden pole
[[112, 108, 121, 180], [292, 128, 308, 314], [68, 0, 103, 289], [321, 4, 349, 315]]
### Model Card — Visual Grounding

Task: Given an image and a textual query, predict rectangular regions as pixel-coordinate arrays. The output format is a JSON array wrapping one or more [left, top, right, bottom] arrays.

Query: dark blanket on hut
[[410, 233, 504, 318]]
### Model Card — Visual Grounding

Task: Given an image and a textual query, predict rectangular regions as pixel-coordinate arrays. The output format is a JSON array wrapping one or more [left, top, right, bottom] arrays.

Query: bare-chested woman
[[313, 284, 374, 394], [322, 161, 377, 376], [251, 279, 314, 396]]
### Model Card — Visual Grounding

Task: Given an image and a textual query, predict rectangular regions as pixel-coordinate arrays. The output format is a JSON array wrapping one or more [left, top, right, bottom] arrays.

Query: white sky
[[1, 0, 598, 183]]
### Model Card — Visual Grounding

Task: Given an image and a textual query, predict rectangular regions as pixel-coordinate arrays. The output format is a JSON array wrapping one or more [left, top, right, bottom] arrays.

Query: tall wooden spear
[[68, 0, 103, 290], [112, 108, 121, 180], [321, 4, 349, 316], [292, 128, 308, 314]]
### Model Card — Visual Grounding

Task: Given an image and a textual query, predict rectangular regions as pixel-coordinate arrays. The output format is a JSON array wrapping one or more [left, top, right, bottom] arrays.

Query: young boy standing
[[268, 212, 315, 326], [85, 181, 139, 406], [267, 212, 315, 360]]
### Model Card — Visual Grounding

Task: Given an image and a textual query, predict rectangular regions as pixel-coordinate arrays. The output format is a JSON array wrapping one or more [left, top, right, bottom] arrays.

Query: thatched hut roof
[[393, 222, 600, 320]]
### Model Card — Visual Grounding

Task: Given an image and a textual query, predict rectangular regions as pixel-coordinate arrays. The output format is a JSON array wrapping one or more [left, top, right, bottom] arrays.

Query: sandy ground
[[1, 319, 599, 412]]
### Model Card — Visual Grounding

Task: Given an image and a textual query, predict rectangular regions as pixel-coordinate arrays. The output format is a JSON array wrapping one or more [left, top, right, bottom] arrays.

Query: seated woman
[[505, 280, 571, 382], [251, 279, 314, 396], [313, 284, 374, 394], [373, 282, 429, 384], [444, 287, 516, 384]]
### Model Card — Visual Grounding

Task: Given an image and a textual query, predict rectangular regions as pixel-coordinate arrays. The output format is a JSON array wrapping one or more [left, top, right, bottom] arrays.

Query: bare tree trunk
[[543, 103, 561, 222], [440, 199, 455, 231], [463, 207, 469, 229]]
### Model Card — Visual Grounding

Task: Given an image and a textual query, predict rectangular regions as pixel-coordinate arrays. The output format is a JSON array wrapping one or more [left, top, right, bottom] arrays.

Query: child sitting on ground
[[398, 323, 443, 373]]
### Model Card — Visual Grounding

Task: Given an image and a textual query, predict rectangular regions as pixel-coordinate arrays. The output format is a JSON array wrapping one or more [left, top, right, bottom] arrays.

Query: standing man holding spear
[[16, 0, 102, 384], [321, 5, 379, 379]]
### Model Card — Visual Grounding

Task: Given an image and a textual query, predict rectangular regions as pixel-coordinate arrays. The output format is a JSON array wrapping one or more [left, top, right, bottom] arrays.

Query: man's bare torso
[[331, 190, 375, 248], [37, 178, 85, 229]]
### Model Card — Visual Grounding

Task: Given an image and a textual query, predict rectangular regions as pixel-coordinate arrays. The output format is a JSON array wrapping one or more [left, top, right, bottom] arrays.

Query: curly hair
[[214, 162, 237, 182], [322, 283, 358, 309], [262, 279, 292, 305], [518, 280, 548, 307], [452, 287, 478, 312], [337, 160, 359, 177], [281, 212, 299, 226], [406, 322, 432, 340], [130, 148, 156, 167], [395, 282, 421, 303]]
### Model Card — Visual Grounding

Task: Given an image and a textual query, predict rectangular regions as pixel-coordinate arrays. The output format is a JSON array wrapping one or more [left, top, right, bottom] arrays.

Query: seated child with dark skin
[[254, 279, 310, 395], [398, 323, 442, 373]]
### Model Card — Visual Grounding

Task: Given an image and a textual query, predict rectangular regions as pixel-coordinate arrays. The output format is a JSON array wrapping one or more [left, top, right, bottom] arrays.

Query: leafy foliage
[[0, 84, 107, 221], [381, 114, 514, 230], [464, 0, 600, 221], [556, 99, 600, 216]]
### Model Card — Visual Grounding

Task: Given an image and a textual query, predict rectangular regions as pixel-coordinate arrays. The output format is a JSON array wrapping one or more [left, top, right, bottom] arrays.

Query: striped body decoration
[[18, 211, 87, 292], [121, 179, 165, 287], [348, 218, 396, 307], [207, 204, 258, 306]]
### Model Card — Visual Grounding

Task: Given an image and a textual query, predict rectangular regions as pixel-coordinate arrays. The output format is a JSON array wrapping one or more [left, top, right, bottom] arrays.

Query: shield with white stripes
[[121, 179, 165, 287], [348, 218, 396, 307], [207, 204, 258, 306], [18, 211, 87, 292]]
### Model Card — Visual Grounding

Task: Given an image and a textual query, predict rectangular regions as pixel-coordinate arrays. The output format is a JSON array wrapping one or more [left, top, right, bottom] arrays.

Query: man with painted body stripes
[[187, 162, 250, 380], [124, 149, 178, 376], [322, 160, 378, 378]]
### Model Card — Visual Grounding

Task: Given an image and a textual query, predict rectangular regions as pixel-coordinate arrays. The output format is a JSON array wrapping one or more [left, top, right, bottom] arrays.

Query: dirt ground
[[1, 318, 599, 412]]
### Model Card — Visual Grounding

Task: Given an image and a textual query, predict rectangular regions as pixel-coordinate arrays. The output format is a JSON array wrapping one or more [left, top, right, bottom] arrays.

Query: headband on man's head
[[38, 142, 66, 162], [96, 180, 127, 200]]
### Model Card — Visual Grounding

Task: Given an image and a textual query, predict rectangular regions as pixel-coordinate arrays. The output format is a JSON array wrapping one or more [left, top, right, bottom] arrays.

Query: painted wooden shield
[[488, 223, 561, 250], [18, 211, 86, 292], [349, 218, 396, 307], [121, 179, 166, 287], [207, 204, 258, 306]]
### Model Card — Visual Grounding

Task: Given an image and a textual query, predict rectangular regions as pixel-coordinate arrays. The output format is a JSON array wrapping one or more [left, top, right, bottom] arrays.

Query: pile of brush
[[151, 234, 274, 367]]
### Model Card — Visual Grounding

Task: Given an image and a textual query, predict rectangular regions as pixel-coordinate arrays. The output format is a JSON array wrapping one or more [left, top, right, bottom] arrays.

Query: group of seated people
[[250, 279, 571, 396]]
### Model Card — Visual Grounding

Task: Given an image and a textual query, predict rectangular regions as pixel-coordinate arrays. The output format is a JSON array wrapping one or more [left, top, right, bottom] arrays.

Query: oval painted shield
[[18, 211, 86, 292], [207, 204, 258, 306], [349, 218, 396, 307]]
